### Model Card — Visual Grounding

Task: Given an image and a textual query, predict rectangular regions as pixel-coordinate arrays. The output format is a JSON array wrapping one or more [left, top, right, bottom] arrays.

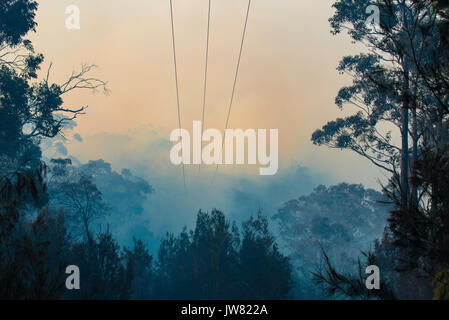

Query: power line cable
[[169, 0, 187, 190], [198, 0, 212, 176], [212, 0, 252, 183]]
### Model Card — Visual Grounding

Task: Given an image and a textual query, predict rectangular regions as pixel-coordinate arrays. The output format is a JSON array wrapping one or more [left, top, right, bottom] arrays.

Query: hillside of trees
[[274, 183, 390, 299], [1, 0, 449, 300]]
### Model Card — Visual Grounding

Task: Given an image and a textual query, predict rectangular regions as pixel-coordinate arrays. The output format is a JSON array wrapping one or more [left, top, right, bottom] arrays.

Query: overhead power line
[[212, 0, 252, 183], [198, 0, 212, 176], [169, 0, 187, 190]]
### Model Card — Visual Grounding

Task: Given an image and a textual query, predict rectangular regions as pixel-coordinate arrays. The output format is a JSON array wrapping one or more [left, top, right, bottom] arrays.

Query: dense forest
[[1, 0, 449, 300]]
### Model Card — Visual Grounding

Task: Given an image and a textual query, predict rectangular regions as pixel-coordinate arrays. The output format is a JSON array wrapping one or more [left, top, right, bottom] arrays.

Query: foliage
[[47, 158, 153, 241], [0, 0, 38, 47], [77, 159, 154, 219], [385, 150, 449, 298], [312, 0, 449, 209], [312, 248, 396, 300], [123, 238, 153, 299], [153, 210, 294, 300], [47, 158, 108, 240], [239, 213, 293, 299], [433, 270, 449, 300], [66, 230, 130, 300], [274, 183, 389, 299], [0, 166, 69, 299], [310, 0, 449, 300], [0, 0, 107, 166]]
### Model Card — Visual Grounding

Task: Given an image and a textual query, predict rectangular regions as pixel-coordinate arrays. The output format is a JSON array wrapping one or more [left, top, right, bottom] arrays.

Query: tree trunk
[[400, 0, 410, 209], [411, 96, 418, 208], [401, 101, 410, 208], [83, 214, 91, 241]]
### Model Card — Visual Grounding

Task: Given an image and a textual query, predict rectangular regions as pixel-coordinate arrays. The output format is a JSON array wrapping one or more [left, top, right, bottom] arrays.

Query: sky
[[29, 0, 388, 237]]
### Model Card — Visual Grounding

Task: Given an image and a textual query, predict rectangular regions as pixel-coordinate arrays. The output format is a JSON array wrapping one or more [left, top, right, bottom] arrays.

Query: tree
[[0, 165, 70, 299], [312, 0, 449, 209], [153, 210, 293, 299], [154, 210, 240, 299], [0, 61, 107, 164], [0, 0, 38, 47], [239, 212, 293, 299], [48, 159, 108, 240], [190, 210, 241, 299], [153, 229, 197, 299], [309, 1, 449, 300], [76, 160, 154, 220], [123, 238, 153, 299], [0, 1, 107, 168], [47, 158, 154, 242], [385, 149, 449, 294], [67, 230, 130, 300], [312, 248, 396, 300], [274, 183, 389, 298]]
